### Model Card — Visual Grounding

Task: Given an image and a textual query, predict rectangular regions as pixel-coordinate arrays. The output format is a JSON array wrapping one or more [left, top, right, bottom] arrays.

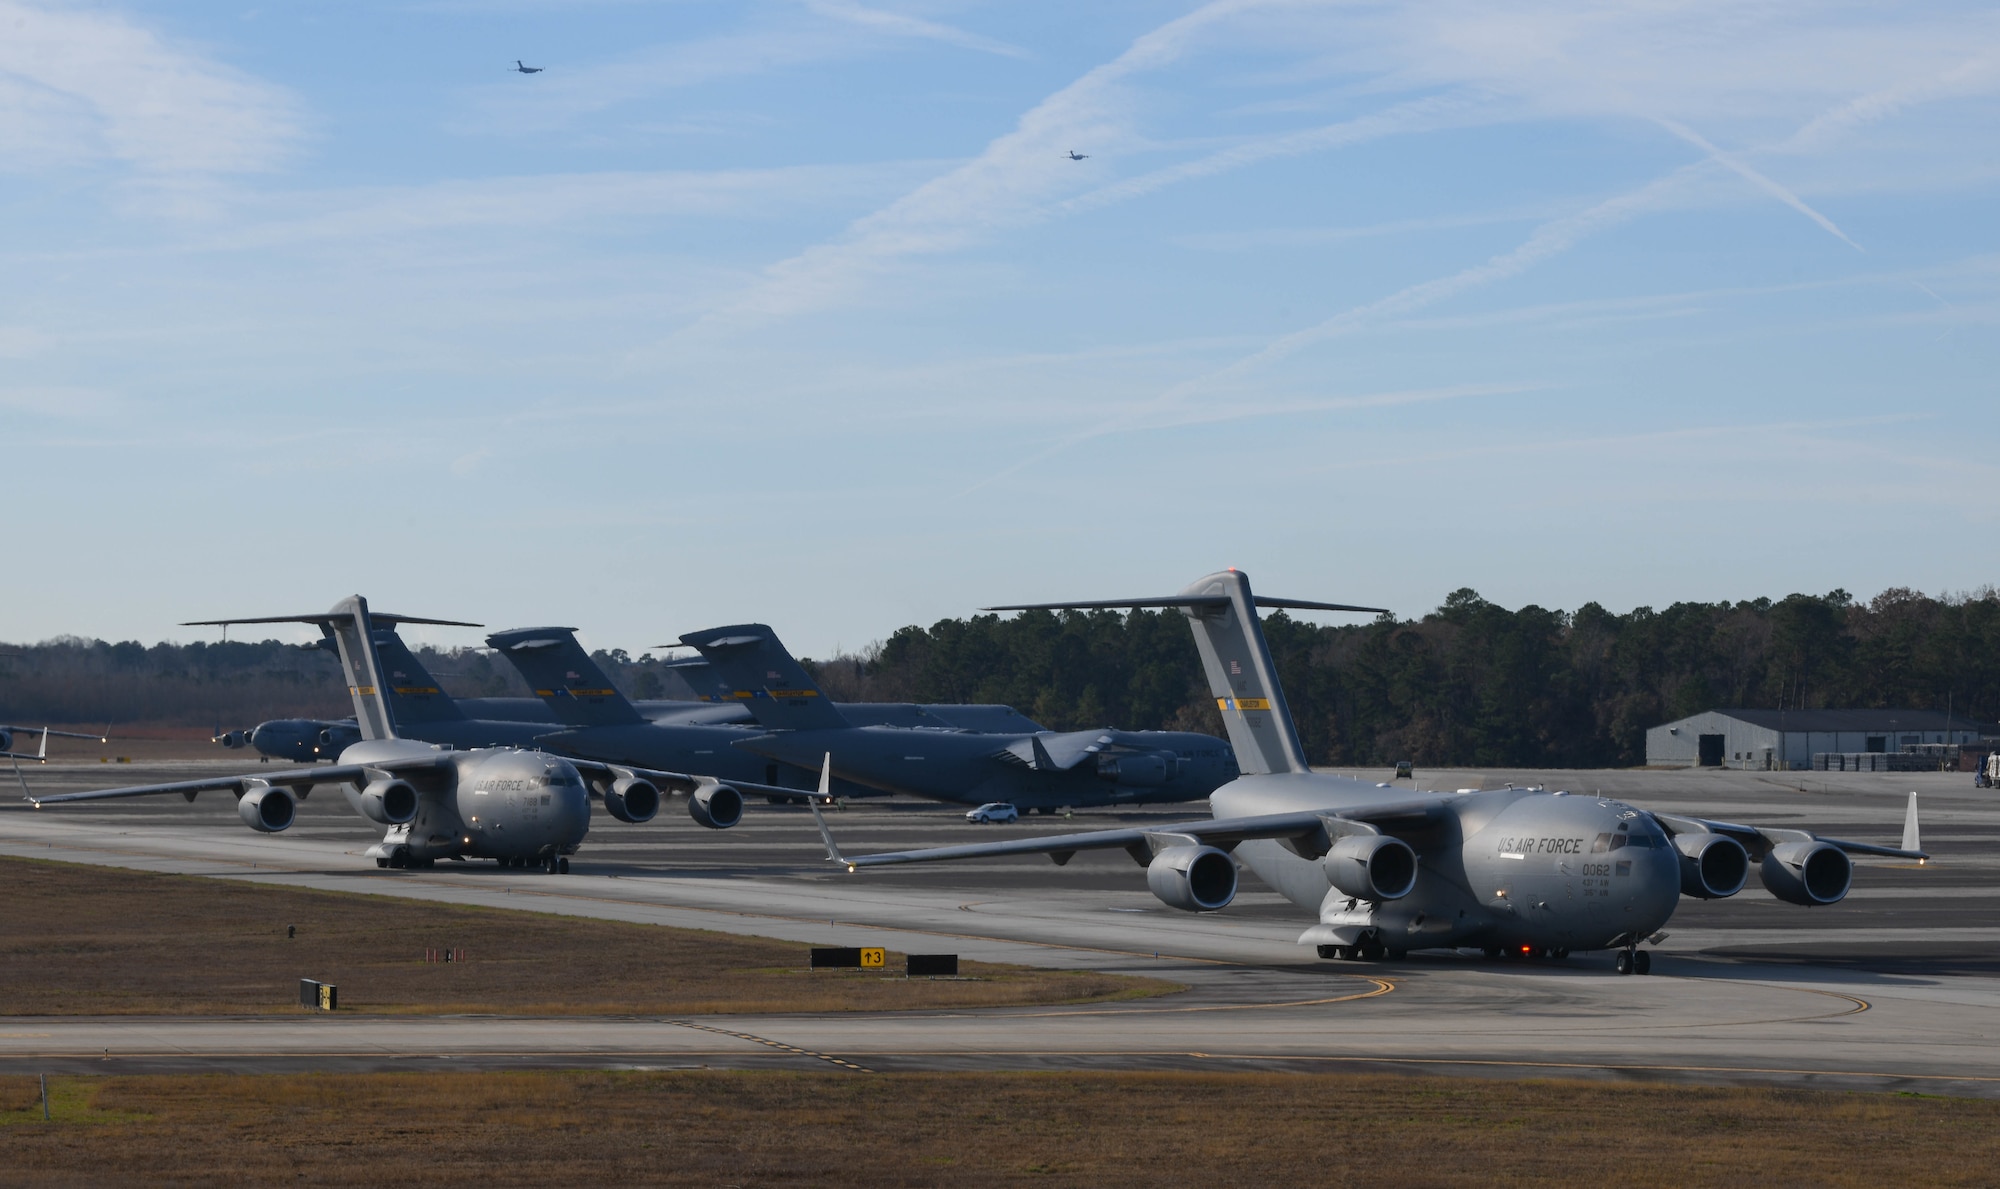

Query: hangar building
[[1645, 708, 1985, 770]]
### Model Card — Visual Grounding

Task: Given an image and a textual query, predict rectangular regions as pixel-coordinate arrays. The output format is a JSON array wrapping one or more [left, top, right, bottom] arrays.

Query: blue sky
[[4, 0, 1997, 659]]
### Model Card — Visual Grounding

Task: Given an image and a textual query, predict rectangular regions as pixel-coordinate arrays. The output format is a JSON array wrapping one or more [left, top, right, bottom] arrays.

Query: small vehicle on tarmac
[[965, 802, 1019, 824]]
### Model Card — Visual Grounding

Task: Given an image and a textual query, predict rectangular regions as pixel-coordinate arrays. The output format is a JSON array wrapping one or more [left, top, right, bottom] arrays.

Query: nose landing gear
[[1615, 948, 1653, 975]]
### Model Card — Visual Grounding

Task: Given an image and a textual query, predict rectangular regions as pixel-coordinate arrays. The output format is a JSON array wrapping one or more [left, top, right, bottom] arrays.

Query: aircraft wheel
[[1615, 950, 1634, 975], [376, 858, 389, 869], [558, 857, 570, 874], [1359, 937, 1386, 961], [388, 849, 408, 869], [1481, 946, 1502, 960], [1633, 950, 1652, 975], [1317, 945, 1339, 960], [1553, 948, 1570, 960]]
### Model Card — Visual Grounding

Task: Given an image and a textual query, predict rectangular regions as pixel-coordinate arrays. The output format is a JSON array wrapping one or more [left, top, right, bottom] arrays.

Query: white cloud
[[0, 0, 296, 175]]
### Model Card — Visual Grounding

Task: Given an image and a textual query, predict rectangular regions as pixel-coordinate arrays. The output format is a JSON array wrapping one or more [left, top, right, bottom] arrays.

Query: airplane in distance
[[680, 622, 1240, 811], [1066, 150, 1089, 160], [24, 597, 801, 872], [807, 569, 1928, 974], [514, 60, 543, 73]]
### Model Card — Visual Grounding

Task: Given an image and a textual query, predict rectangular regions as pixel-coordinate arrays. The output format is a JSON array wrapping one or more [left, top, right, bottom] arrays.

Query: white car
[[964, 802, 1019, 824]]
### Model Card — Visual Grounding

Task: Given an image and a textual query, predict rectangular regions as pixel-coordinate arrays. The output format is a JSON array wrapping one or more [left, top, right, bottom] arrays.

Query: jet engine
[[0, 729, 11, 753], [1145, 845, 1237, 912], [358, 777, 419, 826], [1097, 752, 1171, 787], [603, 775, 660, 824], [687, 781, 743, 830], [1673, 832, 1750, 899], [1322, 834, 1418, 901], [237, 784, 296, 833], [317, 724, 363, 755], [216, 730, 248, 749], [1760, 840, 1851, 906]]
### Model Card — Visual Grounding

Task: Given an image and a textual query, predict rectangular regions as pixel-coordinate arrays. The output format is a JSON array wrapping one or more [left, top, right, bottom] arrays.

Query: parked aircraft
[[24, 597, 800, 871], [808, 570, 1928, 973], [681, 622, 1239, 811]]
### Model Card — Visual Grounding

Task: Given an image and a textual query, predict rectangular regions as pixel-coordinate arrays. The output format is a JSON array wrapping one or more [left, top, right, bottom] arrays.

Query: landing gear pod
[[1146, 845, 1237, 912], [238, 784, 296, 833], [359, 778, 418, 826], [687, 781, 743, 830], [1323, 834, 1418, 901], [1673, 832, 1750, 899], [1760, 840, 1852, 905], [603, 775, 660, 824]]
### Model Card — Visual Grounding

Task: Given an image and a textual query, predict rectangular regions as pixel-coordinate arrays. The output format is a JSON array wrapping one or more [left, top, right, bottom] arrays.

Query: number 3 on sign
[[860, 948, 886, 969]]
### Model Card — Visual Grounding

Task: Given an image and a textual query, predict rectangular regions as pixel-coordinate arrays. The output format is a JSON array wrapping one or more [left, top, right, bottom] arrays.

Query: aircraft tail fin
[[186, 598, 481, 743], [364, 630, 468, 725], [485, 628, 646, 727], [677, 624, 853, 731], [985, 570, 1386, 777]]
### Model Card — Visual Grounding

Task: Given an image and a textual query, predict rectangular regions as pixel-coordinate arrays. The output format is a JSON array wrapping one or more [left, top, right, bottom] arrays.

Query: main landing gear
[[1614, 948, 1652, 976], [492, 854, 570, 874], [1317, 937, 1406, 962]]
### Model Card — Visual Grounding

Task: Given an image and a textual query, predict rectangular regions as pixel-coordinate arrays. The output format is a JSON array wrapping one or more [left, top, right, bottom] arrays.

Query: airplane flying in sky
[[1066, 150, 1088, 160], [514, 59, 543, 73], [23, 597, 794, 871], [681, 622, 1239, 811], [809, 569, 1928, 974]]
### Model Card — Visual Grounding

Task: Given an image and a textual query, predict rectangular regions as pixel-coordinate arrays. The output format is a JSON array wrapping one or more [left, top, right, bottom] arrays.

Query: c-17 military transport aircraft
[[810, 569, 1929, 974], [23, 597, 809, 871]]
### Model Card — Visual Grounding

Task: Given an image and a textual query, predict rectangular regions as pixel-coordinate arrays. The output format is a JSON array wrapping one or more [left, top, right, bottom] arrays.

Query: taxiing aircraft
[[808, 570, 1928, 973], [24, 597, 798, 872], [514, 60, 543, 73], [682, 622, 1239, 811]]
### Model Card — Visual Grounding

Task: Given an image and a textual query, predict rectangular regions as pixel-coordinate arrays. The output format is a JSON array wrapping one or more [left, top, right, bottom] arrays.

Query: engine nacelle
[[687, 781, 743, 830], [1760, 840, 1852, 906], [318, 724, 363, 755], [1322, 834, 1418, 901], [238, 784, 296, 833], [359, 778, 419, 825], [1674, 832, 1750, 899], [1145, 845, 1238, 912], [0, 728, 12, 753], [217, 730, 247, 749], [603, 775, 660, 824], [1097, 752, 1171, 787]]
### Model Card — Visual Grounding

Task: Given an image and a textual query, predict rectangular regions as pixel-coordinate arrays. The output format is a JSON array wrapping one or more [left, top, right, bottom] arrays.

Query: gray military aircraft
[[23, 597, 799, 871], [681, 623, 1239, 811], [1066, 150, 1089, 160], [514, 59, 543, 74], [808, 569, 1928, 974]]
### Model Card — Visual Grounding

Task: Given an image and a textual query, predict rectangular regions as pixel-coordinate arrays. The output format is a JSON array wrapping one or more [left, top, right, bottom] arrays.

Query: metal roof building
[[1645, 708, 1986, 770]]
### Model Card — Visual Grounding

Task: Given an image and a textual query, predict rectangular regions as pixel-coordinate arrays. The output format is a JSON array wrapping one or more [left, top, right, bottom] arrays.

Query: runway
[[3, 760, 1996, 1094]]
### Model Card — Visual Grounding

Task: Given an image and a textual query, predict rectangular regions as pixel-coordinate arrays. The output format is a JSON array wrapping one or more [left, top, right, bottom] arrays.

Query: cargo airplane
[[809, 570, 1928, 973]]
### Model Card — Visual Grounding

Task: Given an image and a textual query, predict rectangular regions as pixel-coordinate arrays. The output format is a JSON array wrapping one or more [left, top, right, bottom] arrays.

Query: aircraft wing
[[809, 800, 1448, 871], [2, 725, 107, 741], [563, 758, 827, 803], [1651, 812, 1928, 861], [23, 756, 456, 806]]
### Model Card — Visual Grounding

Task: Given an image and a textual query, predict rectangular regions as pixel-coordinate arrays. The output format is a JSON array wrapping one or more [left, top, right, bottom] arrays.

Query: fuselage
[[1212, 773, 1681, 952], [741, 727, 1239, 809], [335, 739, 591, 862]]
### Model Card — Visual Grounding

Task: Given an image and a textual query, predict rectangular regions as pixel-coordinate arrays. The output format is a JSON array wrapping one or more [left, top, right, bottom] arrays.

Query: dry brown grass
[[0, 1069, 1993, 1186], [0, 857, 1171, 1015]]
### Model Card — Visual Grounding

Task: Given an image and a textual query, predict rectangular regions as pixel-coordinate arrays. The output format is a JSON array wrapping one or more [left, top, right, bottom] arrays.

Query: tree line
[[5, 585, 1996, 766]]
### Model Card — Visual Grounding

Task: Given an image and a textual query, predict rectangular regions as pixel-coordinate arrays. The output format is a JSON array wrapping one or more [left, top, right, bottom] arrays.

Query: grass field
[[0, 857, 1171, 1015], [1, 1069, 1994, 1186]]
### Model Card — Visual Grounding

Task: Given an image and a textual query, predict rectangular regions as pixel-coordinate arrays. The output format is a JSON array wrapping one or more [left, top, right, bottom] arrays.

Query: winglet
[[1903, 792, 1922, 860], [806, 754, 853, 871]]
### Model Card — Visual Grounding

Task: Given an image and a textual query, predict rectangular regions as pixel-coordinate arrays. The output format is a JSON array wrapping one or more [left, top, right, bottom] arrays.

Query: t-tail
[[484, 627, 645, 727], [985, 570, 1387, 777], [676, 624, 853, 731], [185, 597, 481, 743]]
